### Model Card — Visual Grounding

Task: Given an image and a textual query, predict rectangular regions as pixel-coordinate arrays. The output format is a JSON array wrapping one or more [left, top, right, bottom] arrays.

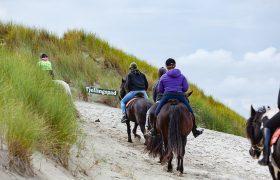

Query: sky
[[1, 0, 279, 117]]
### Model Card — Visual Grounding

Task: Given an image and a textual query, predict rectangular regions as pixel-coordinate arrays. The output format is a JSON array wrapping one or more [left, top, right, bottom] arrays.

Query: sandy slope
[[0, 101, 271, 179], [73, 101, 271, 180]]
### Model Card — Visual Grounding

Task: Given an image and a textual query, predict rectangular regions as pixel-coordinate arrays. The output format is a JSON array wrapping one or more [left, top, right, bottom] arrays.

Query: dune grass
[[0, 48, 78, 174]]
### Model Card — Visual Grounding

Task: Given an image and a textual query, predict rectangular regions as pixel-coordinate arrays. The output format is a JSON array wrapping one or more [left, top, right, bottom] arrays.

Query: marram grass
[[0, 48, 78, 174]]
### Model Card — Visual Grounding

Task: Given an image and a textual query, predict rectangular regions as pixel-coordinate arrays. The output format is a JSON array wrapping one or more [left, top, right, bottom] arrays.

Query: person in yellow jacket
[[37, 53, 54, 79]]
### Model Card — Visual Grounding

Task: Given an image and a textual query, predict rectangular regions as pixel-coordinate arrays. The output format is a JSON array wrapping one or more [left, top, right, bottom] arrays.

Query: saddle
[[126, 95, 143, 108], [167, 99, 180, 105], [271, 128, 280, 146]]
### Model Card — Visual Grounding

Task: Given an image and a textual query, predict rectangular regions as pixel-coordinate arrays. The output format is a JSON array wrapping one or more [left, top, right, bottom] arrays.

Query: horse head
[[246, 105, 272, 159], [119, 78, 127, 100]]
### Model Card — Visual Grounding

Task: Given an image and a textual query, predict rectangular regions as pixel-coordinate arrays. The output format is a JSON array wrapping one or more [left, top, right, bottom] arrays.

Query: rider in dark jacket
[[120, 62, 149, 123], [145, 67, 167, 132], [152, 67, 167, 103], [259, 88, 280, 166]]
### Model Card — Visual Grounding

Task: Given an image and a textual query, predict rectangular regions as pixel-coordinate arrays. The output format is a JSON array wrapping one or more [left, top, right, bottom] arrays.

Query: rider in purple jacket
[[151, 58, 203, 138]]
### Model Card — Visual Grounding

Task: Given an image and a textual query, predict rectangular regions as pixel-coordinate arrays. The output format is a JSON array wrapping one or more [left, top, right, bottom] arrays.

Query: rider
[[153, 67, 167, 103], [258, 88, 280, 166], [120, 62, 149, 123], [145, 67, 167, 132], [154, 58, 203, 138], [37, 53, 54, 79]]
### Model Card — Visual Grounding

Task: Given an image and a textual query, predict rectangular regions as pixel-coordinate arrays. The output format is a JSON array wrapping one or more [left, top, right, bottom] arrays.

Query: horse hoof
[[134, 134, 141, 140], [176, 172, 183, 177], [128, 140, 133, 143]]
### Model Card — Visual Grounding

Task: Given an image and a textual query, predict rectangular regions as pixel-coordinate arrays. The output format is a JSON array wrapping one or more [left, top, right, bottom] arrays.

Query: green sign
[[86, 86, 118, 96]]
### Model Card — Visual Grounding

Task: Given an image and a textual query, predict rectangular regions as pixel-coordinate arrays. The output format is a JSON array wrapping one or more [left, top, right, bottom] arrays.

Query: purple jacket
[[158, 68, 188, 93]]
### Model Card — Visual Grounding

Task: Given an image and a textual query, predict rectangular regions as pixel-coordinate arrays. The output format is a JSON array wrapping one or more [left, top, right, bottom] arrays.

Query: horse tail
[[167, 104, 182, 157], [145, 134, 163, 158]]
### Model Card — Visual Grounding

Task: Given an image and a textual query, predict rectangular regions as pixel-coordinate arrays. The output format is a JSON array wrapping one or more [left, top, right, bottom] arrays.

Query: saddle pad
[[271, 128, 280, 146], [126, 97, 141, 108]]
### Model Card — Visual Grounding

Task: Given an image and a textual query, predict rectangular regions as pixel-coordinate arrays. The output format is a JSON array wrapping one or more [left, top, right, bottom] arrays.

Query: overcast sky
[[1, 0, 279, 117]]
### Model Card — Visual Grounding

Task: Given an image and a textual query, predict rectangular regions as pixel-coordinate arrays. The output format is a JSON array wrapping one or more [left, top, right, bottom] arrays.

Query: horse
[[145, 99, 193, 175], [119, 78, 153, 143], [246, 105, 280, 180], [146, 91, 193, 134], [53, 80, 72, 97]]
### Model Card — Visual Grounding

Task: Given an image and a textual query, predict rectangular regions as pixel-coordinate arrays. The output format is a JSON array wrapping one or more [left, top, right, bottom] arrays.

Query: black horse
[[145, 99, 193, 175], [246, 105, 280, 180], [119, 78, 152, 143]]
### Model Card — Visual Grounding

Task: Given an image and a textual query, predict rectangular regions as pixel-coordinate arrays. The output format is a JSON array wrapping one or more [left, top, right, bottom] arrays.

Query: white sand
[[0, 101, 272, 179]]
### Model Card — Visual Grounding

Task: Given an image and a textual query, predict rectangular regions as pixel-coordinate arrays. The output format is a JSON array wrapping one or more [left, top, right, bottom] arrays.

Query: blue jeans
[[155, 92, 193, 115], [121, 90, 149, 113]]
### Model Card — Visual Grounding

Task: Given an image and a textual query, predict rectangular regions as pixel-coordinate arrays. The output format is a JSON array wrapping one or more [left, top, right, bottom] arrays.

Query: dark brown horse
[[145, 99, 193, 175], [246, 105, 280, 180], [146, 91, 193, 133], [120, 78, 152, 143]]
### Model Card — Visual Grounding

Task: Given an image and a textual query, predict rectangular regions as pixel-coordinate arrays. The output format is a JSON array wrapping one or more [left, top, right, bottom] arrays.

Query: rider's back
[[158, 68, 188, 93], [126, 70, 148, 92]]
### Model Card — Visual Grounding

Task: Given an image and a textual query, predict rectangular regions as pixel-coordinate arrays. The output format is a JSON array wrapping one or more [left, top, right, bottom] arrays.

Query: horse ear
[[250, 105, 256, 117]]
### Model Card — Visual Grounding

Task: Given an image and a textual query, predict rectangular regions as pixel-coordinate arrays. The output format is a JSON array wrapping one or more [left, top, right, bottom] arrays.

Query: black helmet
[[129, 62, 137, 70], [158, 67, 167, 78], [165, 58, 176, 66], [40, 53, 48, 59]]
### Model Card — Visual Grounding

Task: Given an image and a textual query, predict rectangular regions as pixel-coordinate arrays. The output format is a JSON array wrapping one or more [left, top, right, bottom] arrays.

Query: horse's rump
[[157, 101, 193, 137]]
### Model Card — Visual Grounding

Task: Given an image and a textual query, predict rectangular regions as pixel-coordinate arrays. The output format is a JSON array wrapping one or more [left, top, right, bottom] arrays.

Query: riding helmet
[[129, 62, 137, 70], [158, 67, 167, 77], [40, 53, 48, 59], [165, 58, 176, 66]]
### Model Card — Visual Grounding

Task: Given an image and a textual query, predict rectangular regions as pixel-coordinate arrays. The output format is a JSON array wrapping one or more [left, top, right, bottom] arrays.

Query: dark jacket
[[152, 80, 163, 102], [125, 70, 148, 92]]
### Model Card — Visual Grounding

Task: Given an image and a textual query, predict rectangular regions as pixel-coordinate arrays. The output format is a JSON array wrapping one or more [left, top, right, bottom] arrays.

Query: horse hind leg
[[133, 123, 141, 140], [176, 136, 186, 175], [167, 152, 173, 172], [126, 121, 132, 143]]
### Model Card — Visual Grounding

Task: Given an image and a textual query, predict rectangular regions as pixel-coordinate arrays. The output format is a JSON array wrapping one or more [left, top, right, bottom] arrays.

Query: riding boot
[[258, 128, 271, 166], [121, 113, 128, 123], [191, 113, 203, 138]]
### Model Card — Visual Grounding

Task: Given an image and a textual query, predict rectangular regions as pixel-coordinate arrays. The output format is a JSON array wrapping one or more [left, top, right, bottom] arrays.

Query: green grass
[[0, 48, 78, 174]]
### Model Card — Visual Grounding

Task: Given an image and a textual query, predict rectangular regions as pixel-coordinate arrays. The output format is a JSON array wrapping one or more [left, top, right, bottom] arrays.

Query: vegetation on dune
[[0, 49, 78, 175], [0, 20, 246, 174]]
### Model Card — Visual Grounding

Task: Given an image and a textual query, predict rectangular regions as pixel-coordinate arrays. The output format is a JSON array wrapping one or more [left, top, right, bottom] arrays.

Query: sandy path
[[74, 101, 271, 180]]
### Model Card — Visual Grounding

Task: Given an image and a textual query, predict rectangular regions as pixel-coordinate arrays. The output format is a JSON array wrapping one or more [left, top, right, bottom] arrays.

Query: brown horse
[[246, 105, 280, 180], [145, 99, 193, 175], [146, 91, 193, 133], [120, 78, 152, 143]]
